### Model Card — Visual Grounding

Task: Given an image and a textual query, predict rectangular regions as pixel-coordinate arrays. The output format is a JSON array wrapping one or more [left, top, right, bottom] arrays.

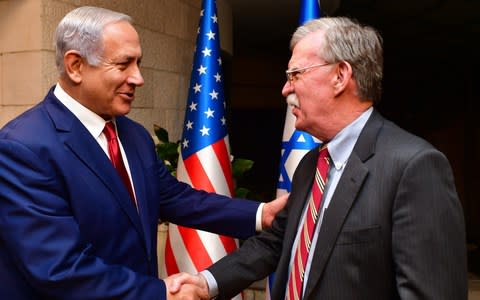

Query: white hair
[[54, 6, 132, 75]]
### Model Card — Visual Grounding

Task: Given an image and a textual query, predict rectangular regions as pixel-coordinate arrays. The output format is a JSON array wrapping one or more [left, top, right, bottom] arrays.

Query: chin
[[294, 122, 305, 132], [117, 106, 132, 116]]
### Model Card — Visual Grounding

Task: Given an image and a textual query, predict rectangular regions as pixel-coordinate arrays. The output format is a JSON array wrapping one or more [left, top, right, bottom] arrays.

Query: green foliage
[[231, 158, 261, 200], [231, 158, 254, 179], [154, 125, 180, 177], [153, 125, 256, 198]]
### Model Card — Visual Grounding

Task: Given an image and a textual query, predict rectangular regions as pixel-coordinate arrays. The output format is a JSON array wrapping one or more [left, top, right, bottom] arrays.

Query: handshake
[[164, 272, 210, 300], [161, 193, 290, 300]]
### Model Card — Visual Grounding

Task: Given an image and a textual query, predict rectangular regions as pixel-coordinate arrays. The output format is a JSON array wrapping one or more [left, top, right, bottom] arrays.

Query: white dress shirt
[[53, 83, 137, 200]]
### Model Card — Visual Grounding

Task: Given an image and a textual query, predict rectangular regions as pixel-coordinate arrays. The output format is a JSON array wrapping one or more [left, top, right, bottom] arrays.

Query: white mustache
[[286, 94, 299, 108]]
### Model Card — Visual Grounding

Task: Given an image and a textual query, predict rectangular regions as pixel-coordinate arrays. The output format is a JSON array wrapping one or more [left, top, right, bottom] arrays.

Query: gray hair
[[54, 6, 132, 75], [290, 17, 383, 103]]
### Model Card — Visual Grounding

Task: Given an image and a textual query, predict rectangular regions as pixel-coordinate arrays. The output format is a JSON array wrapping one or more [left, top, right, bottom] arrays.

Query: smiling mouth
[[120, 92, 135, 100]]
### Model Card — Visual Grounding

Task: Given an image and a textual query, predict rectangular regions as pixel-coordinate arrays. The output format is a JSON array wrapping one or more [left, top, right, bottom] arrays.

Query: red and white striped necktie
[[286, 146, 330, 300]]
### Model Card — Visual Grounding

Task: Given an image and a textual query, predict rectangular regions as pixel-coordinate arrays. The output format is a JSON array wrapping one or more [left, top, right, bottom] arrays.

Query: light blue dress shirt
[[287, 107, 372, 297], [202, 107, 373, 298]]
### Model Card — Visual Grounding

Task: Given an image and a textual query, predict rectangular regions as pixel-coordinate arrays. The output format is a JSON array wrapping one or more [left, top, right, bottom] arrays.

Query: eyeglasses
[[285, 62, 332, 84]]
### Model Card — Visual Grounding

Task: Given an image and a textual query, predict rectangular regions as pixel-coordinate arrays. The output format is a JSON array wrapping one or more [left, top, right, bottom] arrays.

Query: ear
[[332, 60, 353, 96], [63, 50, 84, 84]]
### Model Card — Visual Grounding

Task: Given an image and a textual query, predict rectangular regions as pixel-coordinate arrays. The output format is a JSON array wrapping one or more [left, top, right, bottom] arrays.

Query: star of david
[[277, 130, 320, 191]]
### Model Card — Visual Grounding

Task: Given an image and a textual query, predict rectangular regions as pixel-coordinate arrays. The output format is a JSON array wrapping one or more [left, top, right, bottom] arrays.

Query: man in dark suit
[[171, 16, 468, 299], [0, 6, 287, 300]]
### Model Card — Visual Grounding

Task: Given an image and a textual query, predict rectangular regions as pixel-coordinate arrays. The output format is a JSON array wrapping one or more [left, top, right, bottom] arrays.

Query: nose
[[128, 65, 144, 87], [281, 80, 293, 97]]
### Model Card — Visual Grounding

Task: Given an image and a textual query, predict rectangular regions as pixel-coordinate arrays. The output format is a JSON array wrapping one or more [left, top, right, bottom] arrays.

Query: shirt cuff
[[256, 202, 265, 232], [200, 270, 218, 298]]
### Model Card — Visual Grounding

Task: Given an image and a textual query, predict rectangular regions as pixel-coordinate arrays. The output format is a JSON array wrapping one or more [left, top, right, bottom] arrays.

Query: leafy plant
[[154, 125, 180, 176], [153, 125, 258, 199]]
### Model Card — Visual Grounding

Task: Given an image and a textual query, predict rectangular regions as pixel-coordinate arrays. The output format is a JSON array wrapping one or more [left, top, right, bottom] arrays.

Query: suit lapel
[[115, 117, 153, 255], [43, 93, 145, 241], [303, 153, 368, 299], [302, 110, 384, 299]]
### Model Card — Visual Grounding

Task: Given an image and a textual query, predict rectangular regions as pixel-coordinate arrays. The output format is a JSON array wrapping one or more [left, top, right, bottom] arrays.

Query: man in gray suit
[[171, 16, 467, 299]]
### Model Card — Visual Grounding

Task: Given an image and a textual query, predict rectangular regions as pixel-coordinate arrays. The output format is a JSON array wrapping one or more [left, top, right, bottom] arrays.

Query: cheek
[[101, 71, 123, 88]]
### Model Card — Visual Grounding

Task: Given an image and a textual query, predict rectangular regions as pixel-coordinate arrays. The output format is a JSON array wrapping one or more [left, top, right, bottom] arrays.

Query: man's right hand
[[164, 272, 209, 300], [261, 193, 289, 229]]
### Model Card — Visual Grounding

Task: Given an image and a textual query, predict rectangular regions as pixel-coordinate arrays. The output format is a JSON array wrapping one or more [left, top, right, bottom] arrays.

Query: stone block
[[41, 50, 58, 92], [253, 288, 266, 300], [243, 279, 267, 300], [164, 108, 184, 141], [178, 74, 190, 107], [140, 29, 181, 73], [135, 0, 165, 33], [2, 51, 44, 105], [182, 0, 201, 8], [243, 288, 255, 300], [157, 222, 169, 278], [177, 39, 195, 76], [163, 0, 188, 40], [153, 71, 181, 110], [41, 1, 76, 51], [0, 0, 42, 53], [184, 2, 201, 41], [0, 54, 3, 105], [134, 67, 155, 109], [128, 107, 153, 132], [150, 108, 167, 133]]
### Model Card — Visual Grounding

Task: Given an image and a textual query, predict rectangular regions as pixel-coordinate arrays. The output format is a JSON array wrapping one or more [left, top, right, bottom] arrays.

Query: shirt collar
[[325, 107, 373, 171], [54, 83, 110, 139]]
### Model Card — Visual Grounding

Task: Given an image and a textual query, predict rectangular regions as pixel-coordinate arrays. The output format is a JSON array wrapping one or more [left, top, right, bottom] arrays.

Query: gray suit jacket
[[208, 109, 467, 300]]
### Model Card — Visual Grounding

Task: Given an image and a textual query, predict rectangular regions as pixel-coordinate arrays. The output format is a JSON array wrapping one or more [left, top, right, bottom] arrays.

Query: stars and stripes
[[163, 1, 241, 299]]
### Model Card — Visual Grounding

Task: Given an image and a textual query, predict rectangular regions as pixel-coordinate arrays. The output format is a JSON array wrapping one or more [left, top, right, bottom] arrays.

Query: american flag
[[267, 1, 321, 299], [163, 0, 240, 298]]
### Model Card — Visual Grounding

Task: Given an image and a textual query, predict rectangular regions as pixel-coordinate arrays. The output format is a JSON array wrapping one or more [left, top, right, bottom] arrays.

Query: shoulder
[[365, 116, 452, 180], [115, 116, 151, 138], [0, 101, 53, 144], [377, 118, 437, 156], [362, 110, 437, 157]]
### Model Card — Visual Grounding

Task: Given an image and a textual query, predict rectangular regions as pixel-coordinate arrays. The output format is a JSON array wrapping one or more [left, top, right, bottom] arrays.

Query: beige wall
[[0, 0, 233, 141], [0, 0, 48, 126]]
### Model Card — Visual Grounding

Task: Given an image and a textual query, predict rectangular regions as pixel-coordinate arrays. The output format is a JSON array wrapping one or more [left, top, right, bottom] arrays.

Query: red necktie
[[286, 147, 330, 300], [103, 122, 136, 206]]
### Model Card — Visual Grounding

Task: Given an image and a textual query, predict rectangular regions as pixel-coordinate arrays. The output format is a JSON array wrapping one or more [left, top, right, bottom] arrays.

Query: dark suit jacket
[[208, 109, 467, 300], [0, 88, 259, 300]]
